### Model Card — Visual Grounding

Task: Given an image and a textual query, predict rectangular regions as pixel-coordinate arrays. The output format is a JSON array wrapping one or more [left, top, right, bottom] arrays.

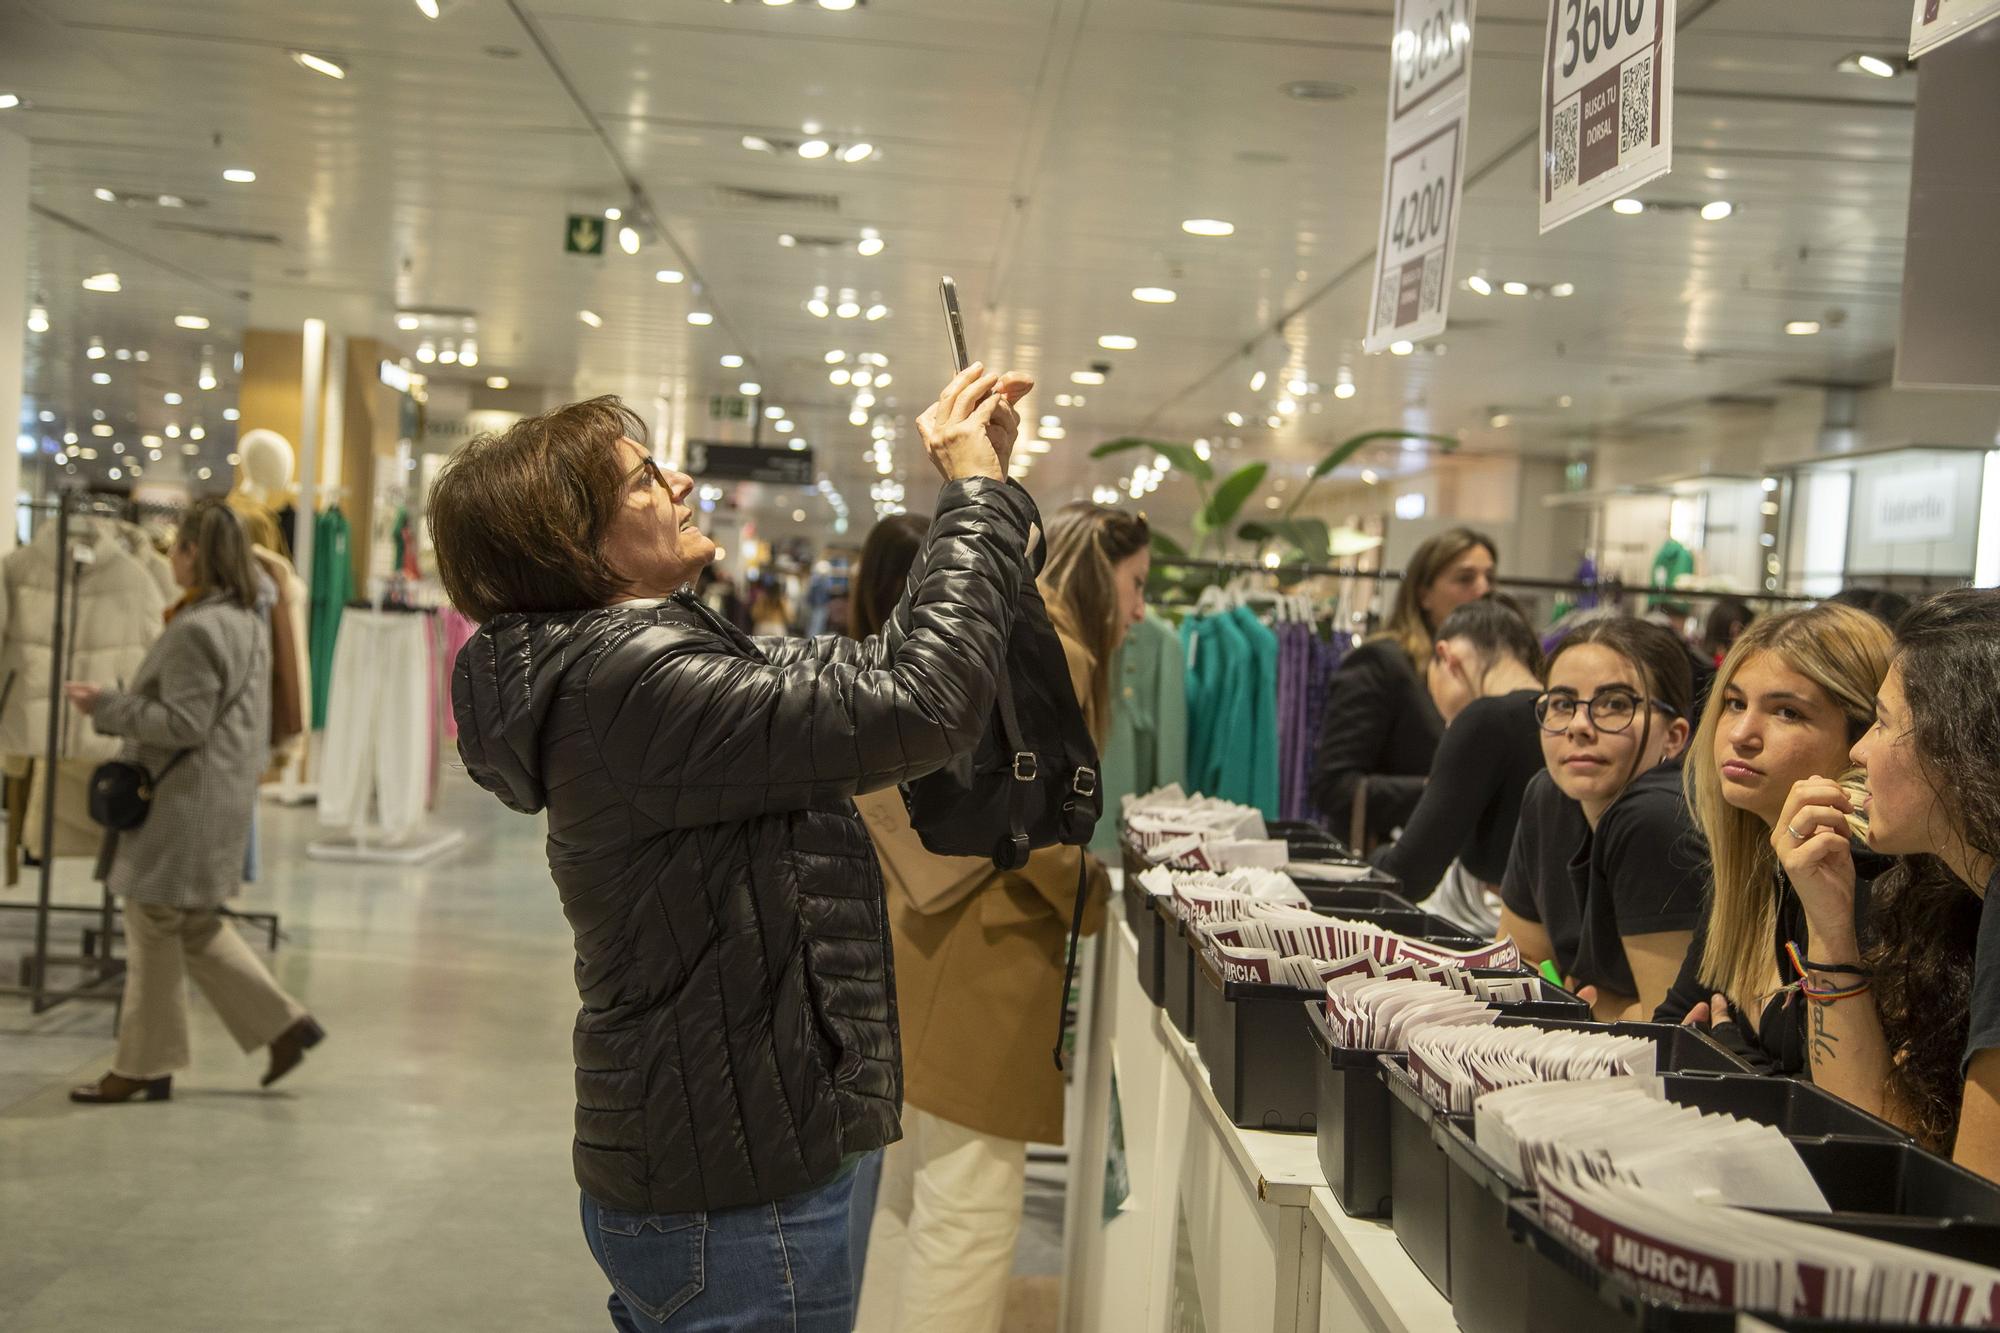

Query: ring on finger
[[1786, 823, 1807, 842]]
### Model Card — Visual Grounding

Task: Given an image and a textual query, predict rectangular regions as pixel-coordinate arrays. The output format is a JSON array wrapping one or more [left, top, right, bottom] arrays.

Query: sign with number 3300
[[1539, 0, 1676, 233]]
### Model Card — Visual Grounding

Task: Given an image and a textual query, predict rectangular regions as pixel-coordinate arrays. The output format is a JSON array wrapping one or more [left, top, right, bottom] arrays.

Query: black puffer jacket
[[454, 478, 1036, 1215]]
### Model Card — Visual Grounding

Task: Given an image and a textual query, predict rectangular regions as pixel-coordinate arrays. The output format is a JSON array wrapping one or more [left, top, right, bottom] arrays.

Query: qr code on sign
[[1376, 273, 1401, 332], [1551, 101, 1579, 189], [1421, 250, 1443, 314], [1620, 53, 1653, 154]]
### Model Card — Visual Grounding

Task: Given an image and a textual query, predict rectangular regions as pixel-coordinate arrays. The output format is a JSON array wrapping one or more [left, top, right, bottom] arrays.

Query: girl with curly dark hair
[[1775, 588, 2000, 1177]]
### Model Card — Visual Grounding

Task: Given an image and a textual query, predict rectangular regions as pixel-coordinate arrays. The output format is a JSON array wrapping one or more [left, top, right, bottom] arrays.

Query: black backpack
[[901, 496, 1103, 1068]]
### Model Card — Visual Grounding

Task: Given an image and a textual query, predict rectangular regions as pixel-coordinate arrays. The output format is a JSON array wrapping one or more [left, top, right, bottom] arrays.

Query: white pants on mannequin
[[854, 1106, 1026, 1333], [317, 611, 430, 840]]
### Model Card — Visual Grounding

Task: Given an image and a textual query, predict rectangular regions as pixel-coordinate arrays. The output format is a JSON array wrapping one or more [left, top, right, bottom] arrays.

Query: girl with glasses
[[1498, 618, 1706, 1020]]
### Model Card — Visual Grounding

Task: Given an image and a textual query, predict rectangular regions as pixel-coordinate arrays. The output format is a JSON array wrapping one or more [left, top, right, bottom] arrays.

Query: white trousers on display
[[317, 611, 430, 841], [854, 1106, 1027, 1333]]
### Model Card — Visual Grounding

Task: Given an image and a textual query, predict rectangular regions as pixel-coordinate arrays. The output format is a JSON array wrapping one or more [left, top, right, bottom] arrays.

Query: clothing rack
[[1149, 557, 1827, 607], [0, 493, 280, 1014]]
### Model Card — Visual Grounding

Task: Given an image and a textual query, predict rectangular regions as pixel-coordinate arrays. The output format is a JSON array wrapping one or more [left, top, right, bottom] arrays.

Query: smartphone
[[939, 276, 970, 374]]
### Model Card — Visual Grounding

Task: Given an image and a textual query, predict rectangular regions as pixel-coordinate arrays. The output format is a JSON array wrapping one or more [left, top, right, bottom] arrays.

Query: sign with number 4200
[[1366, 116, 1465, 353], [1539, 0, 1676, 233]]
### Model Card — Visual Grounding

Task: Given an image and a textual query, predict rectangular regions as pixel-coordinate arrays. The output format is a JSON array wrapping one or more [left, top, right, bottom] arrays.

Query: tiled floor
[[0, 771, 1064, 1330]]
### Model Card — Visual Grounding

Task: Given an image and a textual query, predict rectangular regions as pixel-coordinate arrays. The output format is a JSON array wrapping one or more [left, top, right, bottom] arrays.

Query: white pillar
[[297, 318, 326, 594], [0, 130, 28, 553]]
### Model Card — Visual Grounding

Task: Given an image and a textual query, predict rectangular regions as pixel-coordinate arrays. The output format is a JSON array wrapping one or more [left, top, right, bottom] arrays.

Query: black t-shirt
[[1500, 762, 1707, 998], [1655, 857, 1886, 1076], [1374, 689, 1544, 899], [1968, 867, 2000, 1074]]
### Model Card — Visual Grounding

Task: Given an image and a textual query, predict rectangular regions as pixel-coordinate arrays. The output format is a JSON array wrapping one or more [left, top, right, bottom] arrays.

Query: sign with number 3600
[[1539, 0, 1676, 233]]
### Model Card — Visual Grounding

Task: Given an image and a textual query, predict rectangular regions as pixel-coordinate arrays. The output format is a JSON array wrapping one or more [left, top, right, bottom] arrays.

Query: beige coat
[[855, 627, 1109, 1145], [0, 518, 168, 762]]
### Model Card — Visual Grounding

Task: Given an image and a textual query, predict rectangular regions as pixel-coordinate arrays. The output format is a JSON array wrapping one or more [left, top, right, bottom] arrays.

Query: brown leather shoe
[[70, 1072, 172, 1104], [262, 1016, 326, 1088]]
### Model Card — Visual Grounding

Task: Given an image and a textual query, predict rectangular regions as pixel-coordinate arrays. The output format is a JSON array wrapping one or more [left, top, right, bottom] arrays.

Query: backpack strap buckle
[[1071, 766, 1098, 797], [1012, 752, 1039, 782]]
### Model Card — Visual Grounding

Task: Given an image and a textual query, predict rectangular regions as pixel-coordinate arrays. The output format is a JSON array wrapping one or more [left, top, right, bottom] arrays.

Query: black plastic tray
[[1307, 989, 1591, 1220], [1386, 1023, 1754, 1305], [1506, 1167, 2000, 1333], [1448, 1064, 1896, 1328], [1122, 876, 1168, 1005]]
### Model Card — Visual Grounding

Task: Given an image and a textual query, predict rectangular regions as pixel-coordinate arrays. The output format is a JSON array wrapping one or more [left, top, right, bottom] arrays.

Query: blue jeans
[[580, 1169, 857, 1332]]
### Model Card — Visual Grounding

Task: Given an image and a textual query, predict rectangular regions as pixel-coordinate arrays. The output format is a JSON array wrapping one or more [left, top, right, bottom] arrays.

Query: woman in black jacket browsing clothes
[[431, 366, 1036, 1333], [1311, 528, 1496, 848]]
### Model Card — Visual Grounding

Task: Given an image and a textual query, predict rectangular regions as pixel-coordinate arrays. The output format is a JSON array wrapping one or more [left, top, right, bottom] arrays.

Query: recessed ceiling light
[[1611, 197, 1645, 216], [1490, 414, 1511, 428], [824, 350, 846, 364], [396, 313, 421, 330], [289, 50, 347, 79], [223, 408, 239, 421], [26, 306, 48, 333], [93, 187, 116, 203], [81, 272, 121, 293], [1700, 200, 1734, 221], [1333, 382, 1357, 400], [865, 303, 888, 321], [1098, 335, 1137, 350], [1071, 371, 1106, 385], [830, 368, 851, 386], [739, 382, 763, 396], [742, 135, 775, 153], [1466, 275, 1493, 296], [653, 269, 684, 285], [687, 311, 714, 326], [174, 314, 210, 330], [1182, 218, 1234, 237], [841, 143, 874, 163], [86, 340, 105, 359], [721, 354, 745, 368], [1841, 52, 1902, 78], [1225, 411, 1245, 427], [1249, 370, 1267, 392], [807, 297, 831, 319], [1550, 282, 1576, 297], [776, 419, 795, 433], [486, 375, 510, 389], [1502, 281, 1530, 296], [415, 0, 441, 17], [1132, 287, 1177, 304], [819, 0, 857, 9], [92, 423, 114, 437], [0, 94, 21, 111], [222, 167, 257, 184], [90, 371, 110, 385], [617, 225, 641, 255], [857, 235, 885, 257], [1389, 341, 1415, 356], [416, 343, 436, 362], [1785, 320, 1822, 336], [578, 309, 603, 328], [835, 298, 861, 319], [798, 139, 831, 159]]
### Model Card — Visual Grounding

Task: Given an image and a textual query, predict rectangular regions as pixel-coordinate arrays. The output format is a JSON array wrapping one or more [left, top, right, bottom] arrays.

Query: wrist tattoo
[[1809, 995, 1841, 1063]]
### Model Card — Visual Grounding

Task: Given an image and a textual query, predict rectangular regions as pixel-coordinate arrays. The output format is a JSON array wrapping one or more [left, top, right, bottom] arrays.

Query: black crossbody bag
[[88, 671, 257, 831]]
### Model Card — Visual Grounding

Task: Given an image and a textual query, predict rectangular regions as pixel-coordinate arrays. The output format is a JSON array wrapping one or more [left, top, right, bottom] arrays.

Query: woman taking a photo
[[1372, 597, 1545, 932], [1775, 589, 2000, 1176], [1499, 618, 1706, 1021], [852, 502, 1146, 1333], [434, 365, 1038, 1332], [1312, 527, 1495, 848], [67, 501, 322, 1104]]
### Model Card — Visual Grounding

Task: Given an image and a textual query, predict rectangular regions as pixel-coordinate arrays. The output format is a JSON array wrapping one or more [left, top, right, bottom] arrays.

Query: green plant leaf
[[1236, 522, 1276, 546], [1149, 531, 1189, 561], [1310, 431, 1459, 479], [1237, 518, 1333, 561], [1203, 463, 1269, 533], [1088, 436, 1214, 483]]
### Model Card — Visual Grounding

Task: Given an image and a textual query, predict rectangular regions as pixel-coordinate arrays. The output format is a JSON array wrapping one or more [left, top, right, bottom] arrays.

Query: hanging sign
[[1538, 0, 1676, 234], [1863, 468, 1959, 546], [1911, 0, 2000, 57], [1365, 0, 1475, 354], [687, 440, 815, 486]]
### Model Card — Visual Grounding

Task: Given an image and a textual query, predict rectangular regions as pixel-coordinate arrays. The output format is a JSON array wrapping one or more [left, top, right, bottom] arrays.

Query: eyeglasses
[[625, 455, 668, 490], [1535, 688, 1680, 735]]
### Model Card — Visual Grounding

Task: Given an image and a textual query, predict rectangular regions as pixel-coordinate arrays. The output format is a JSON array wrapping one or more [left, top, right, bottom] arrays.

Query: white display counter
[[1060, 876, 1455, 1332]]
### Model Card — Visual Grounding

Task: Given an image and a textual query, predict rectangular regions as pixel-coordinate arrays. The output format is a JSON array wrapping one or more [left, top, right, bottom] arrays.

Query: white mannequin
[[237, 430, 298, 507]]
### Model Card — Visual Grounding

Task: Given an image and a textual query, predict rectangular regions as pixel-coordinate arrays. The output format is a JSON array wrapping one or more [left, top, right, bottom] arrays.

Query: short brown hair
[[428, 396, 644, 622]]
